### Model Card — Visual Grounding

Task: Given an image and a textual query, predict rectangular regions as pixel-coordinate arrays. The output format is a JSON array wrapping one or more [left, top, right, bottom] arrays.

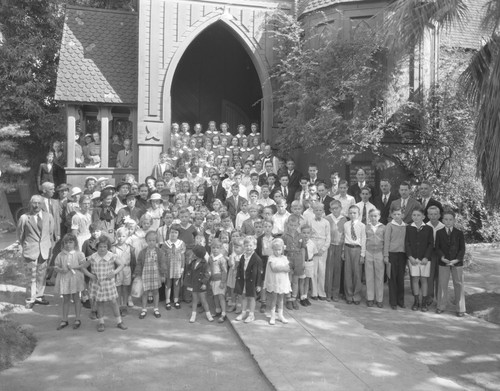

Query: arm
[[220, 257, 228, 288], [116, 153, 123, 168], [53, 254, 67, 273], [405, 227, 414, 263], [323, 220, 331, 251], [422, 228, 434, 263], [255, 256, 263, 292], [383, 224, 391, 261], [201, 262, 211, 286]]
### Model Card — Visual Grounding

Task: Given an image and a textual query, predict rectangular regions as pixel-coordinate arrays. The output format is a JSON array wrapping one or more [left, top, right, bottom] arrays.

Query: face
[[264, 145, 271, 156], [244, 241, 255, 255], [313, 206, 324, 218], [139, 186, 149, 199], [241, 202, 248, 212], [267, 176, 276, 186], [87, 179, 96, 191], [119, 186, 129, 197], [210, 175, 219, 186], [126, 197, 136, 209], [330, 174, 339, 186], [63, 240, 76, 251], [180, 212, 190, 224], [263, 208, 273, 220], [277, 202, 287, 214], [255, 161, 263, 172], [146, 234, 157, 248], [265, 162, 273, 173], [291, 204, 302, 215], [308, 166, 317, 178], [419, 183, 432, 198], [169, 229, 179, 242], [251, 124, 257, 133], [412, 211, 424, 224], [91, 229, 102, 239], [317, 185, 327, 198], [263, 221, 273, 234], [380, 181, 391, 194], [349, 208, 359, 221], [102, 195, 113, 207], [442, 214, 455, 228], [272, 244, 283, 257], [392, 210, 402, 222], [356, 170, 366, 183], [221, 123, 228, 132], [194, 124, 201, 133], [428, 209, 440, 222], [399, 185, 410, 199], [156, 181, 165, 191], [280, 177, 289, 187], [301, 228, 311, 240], [93, 133, 100, 143], [234, 174, 242, 185], [141, 219, 152, 231], [360, 190, 371, 202], [331, 203, 341, 216], [44, 184, 55, 198], [182, 123, 190, 133], [339, 184, 348, 195], [254, 222, 264, 236], [147, 178, 156, 188], [81, 198, 91, 212], [234, 245, 243, 255], [249, 207, 259, 218], [163, 214, 173, 226], [369, 211, 380, 225], [209, 122, 216, 131], [288, 220, 299, 232], [47, 153, 54, 163], [249, 193, 258, 203], [97, 242, 108, 255], [116, 231, 128, 245]]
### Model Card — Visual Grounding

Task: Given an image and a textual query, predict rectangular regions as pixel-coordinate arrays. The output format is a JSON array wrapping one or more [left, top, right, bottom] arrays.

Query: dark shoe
[[218, 314, 226, 323], [426, 297, 434, 306], [35, 298, 49, 305], [311, 296, 318, 301], [73, 320, 81, 329], [305, 299, 312, 306], [332, 297, 339, 302], [326, 297, 331, 302], [285, 301, 293, 310], [354, 301, 360, 305], [398, 304, 406, 309], [174, 302, 181, 309], [260, 303, 267, 313], [57, 321, 69, 330], [300, 299, 308, 307], [391, 305, 397, 310], [346, 300, 353, 305], [139, 310, 147, 319], [166, 303, 172, 310], [412, 296, 420, 311], [457, 312, 465, 317], [376, 302, 384, 308], [319, 296, 327, 301], [436, 309, 444, 314], [117, 322, 128, 330], [421, 302, 428, 312], [367, 301, 374, 307], [45, 281, 55, 287], [97, 323, 105, 332], [153, 310, 161, 318], [81, 300, 91, 309], [293, 300, 300, 310]]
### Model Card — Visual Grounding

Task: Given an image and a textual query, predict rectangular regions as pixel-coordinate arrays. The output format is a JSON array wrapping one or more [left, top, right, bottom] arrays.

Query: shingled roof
[[298, 0, 358, 16], [55, 6, 138, 105]]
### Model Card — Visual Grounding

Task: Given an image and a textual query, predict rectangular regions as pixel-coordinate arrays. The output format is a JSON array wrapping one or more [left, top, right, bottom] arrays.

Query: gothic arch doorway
[[171, 22, 263, 136]]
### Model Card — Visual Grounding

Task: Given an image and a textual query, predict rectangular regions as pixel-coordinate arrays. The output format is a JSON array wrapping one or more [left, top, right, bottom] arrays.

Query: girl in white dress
[[264, 238, 292, 325]]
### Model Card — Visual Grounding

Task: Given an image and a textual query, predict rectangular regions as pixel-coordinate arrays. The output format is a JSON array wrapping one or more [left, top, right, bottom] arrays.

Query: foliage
[[269, 11, 389, 164]]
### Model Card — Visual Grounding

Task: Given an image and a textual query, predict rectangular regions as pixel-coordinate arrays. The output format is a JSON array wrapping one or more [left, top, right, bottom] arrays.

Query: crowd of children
[[47, 121, 467, 332]]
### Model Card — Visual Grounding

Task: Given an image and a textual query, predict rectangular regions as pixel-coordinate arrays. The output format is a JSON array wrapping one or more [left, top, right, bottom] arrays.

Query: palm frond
[[481, 0, 500, 31], [381, 0, 469, 53]]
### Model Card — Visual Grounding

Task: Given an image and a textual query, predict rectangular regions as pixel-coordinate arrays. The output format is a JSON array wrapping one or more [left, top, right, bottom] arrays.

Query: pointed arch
[[161, 12, 273, 147]]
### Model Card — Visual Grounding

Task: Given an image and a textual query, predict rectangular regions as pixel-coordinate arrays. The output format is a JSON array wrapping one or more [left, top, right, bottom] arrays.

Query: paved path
[[0, 293, 273, 391]]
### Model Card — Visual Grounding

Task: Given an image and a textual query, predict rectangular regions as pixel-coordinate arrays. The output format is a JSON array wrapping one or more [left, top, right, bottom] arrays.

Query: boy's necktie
[[362, 204, 366, 224], [351, 221, 357, 241]]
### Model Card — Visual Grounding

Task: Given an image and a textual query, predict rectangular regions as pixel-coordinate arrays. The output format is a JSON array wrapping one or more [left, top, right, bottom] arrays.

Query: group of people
[[17, 120, 467, 333]]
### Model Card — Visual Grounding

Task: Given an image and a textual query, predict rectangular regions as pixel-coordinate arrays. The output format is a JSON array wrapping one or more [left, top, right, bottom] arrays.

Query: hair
[[211, 238, 222, 249], [420, 180, 433, 188], [308, 163, 318, 169], [412, 207, 425, 215], [301, 224, 312, 232], [116, 227, 129, 237], [248, 190, 259, 197], [360, 186, 372, 195], [263, 218, 274, 227], [139, 213, 153, 225], [400, 181, 411, 189], [380, 178, 391, 185], [287, 214, 300, 224], [312, 201, 324, 210], [390, 206, 402, 214], [89, 221, 104, 233], [442, 209, 456, 218], [349, 205, 360, 213], [338, 179, 348, 187], [220, 212, 231, 221], [290, 200, 303, 210], [271, 237, 284, 249], [145, 231, 157, 241], [248, 204, 259, 211], [79, 195, 92, 205], [368, 208, 380, 215], [329, 199, 342, 208], [97, 235, 112, 250], [243, 236, 257, 247], [427, 205, 440, 214], [61, 233, 77, 246], [170, 223, 182, 233]]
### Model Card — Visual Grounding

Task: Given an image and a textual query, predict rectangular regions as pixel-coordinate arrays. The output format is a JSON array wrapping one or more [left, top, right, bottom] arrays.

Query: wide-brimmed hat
[[96, 177, 108, 184], [70, 187, 82, 197], [56, 183, 70, 192], [148, 192, 163, 202], [116, 182, 130, 191], [85, 176, 97, 183], [91, 191, 101, 200]]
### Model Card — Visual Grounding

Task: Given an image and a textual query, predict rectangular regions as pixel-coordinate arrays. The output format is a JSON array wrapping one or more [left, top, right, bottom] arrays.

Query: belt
[[345, 243, 361, 249]]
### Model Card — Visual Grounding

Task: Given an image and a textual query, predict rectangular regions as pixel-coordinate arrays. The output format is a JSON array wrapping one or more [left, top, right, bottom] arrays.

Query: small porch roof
[[55, 5, 138, 105]]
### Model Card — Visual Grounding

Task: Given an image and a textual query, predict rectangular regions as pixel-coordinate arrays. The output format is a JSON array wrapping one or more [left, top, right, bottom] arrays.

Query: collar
[[369, 222, 382, 228], [411, 222, 424, 229], [212, 254, 223, 261], [427, 221, 445, 230], [391, 220, 406, 227]]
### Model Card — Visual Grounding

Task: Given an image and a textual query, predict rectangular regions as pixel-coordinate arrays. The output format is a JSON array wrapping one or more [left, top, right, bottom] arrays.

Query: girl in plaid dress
[[135, 231, 167, 319], [112, 227, 136, 316], [83, 235, 127, 332], [162, 224, 185, 310]]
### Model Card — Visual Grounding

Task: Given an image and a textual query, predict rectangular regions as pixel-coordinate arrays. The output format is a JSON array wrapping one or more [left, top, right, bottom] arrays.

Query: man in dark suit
[[17, 195, 55, 308], [348, 168, 375, 203], [225, 183, 247, 224], [203, 173, 227, 210], [373, 179, 399, 225], [277, 174, 294, 207], [286, 158, 302, 194], [259, 160, 275, 186], [389, 181, 422, 225], [307, 163, 324, 185], [317, 182, 333, 215], [418, 181, 443, 222]]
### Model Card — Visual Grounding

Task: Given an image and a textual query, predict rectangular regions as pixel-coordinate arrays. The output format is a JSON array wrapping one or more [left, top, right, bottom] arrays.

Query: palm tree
[[381, 0, 500, 207]]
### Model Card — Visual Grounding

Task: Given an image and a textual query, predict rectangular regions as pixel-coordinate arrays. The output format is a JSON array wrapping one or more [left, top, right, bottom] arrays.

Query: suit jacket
[[348, 183, 375, 203], [240, 218, 257, 236], [287, 170, 302, 193], [273, 186, 294, 206], [37, 163, 54, 190], [405, 224, 434, 260], [234, 252, 263, 297], [319, 195, 334, 216], [373, 193, 399, 225], [116, 149, 133, 168], [225, 195, 247, 222], [203, 184, 227, 210], [435, 228, 466, 267], [389, 197, 422, 225], [259, 172, 271, 186], [17, 211, 54, 261], [40, 196, 61, 239], [418, 197, 443, 222]]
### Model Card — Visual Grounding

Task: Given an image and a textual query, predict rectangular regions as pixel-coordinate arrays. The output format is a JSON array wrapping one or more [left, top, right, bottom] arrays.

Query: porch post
[[130, 107, 138, 173], [66, 104, 76, 169], [98, 106, 112, 168]]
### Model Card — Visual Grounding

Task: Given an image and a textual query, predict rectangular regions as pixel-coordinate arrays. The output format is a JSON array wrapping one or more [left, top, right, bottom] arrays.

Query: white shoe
[[269, 315, 276, 325], [244, 314, 255, 323], [206, 313, 214, 322], [189, 313, 196, 323], [127, 298, 134, 307], [278, 310, 288, 324]]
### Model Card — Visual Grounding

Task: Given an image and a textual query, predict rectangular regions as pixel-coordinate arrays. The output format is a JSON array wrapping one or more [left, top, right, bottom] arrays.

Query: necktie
[[234, 196, 238, 210], [383, 195, 387, 205], [351, 221, 357, 241], [284, 187, 288, 198], [401, 200, 406, 214], [362, 204, 366, 224], [48, 199, 53, 214], [37, 214, 43, 233], [447, 228, 451, 236], [213, 186, 216, 195]]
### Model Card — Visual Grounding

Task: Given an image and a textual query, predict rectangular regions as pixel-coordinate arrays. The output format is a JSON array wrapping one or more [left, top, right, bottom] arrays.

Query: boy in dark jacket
[[185, 245, 212, 323]]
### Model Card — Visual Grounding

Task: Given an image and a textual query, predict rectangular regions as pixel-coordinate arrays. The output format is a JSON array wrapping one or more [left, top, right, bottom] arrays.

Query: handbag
[[131, 277, 143, 298]]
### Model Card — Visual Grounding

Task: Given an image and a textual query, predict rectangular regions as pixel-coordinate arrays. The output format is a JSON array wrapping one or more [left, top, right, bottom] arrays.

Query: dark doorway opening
[[171, 22, 262, 134]]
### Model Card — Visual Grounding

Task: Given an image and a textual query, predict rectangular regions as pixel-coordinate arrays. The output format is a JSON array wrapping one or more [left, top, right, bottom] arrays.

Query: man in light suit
[[17, 195, 55, 308], [389, 181, 422, 224], [116, 138, 133, 168]]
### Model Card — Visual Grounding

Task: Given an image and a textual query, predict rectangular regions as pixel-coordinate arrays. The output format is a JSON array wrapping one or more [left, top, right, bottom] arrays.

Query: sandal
[[174, 302, 181, 309], [73, 320, 81, 330], [57, 321, 69, 330], [139, 310, 147, 319], [165, 303, 172, 310], [153, 309, 161, 318]]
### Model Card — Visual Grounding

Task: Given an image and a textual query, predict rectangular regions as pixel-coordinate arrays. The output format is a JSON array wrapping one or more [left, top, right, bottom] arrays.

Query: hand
[[384, 256, 389, 264], [219, 282, 225, 290], [256, 286, 261, 293], [409, 257, 417, 266], [200, 284, 206, 290], [360, 256, 365, 264], [161, 276, 166, 283], [317, 249, 324, 256], [106, 271, 115, 280], [442, 258, 450, 265], [421, 258, 428, 266], [449, 259, 458, 266], [90, 273, 98, 281]]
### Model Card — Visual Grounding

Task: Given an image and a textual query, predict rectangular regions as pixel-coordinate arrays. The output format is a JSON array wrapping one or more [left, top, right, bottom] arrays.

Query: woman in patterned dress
[[135, 231, 167, 319], [83, 235, 127, 332]]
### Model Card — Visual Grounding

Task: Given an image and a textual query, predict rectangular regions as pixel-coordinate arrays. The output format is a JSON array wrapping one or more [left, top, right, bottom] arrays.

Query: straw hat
[[148, 193, 162, 202], [70, 187, 82, 197]]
